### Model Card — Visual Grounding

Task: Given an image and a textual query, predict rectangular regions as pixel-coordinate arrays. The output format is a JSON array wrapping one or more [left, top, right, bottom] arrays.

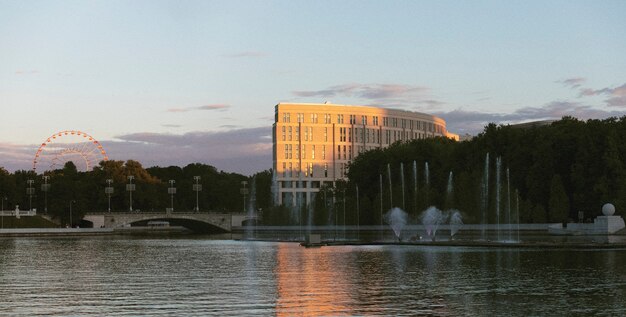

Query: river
[[1, 237, 625, 316]]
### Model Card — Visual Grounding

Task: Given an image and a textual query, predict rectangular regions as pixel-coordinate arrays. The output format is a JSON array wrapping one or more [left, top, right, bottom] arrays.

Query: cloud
[[222, 51, 268, 58], [579, 83, 626, 107], [292, 83, 442, 109], [559, 79, 626, 108], [109, 127, 272, 175], [0, 128, 272, 175], [162, 124, 182, 128], [436, 101, 626, 135], [557, 77, 586, 89], [0, 142, 40, 172], [167, 104, 231, 113]]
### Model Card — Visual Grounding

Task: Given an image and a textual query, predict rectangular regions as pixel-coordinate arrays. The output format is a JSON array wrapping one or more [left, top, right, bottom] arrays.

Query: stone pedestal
[[594, 215, 625, 234]]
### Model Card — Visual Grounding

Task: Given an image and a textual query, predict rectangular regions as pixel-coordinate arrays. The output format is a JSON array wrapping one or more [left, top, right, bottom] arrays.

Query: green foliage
[[345, 116, 626, 223], [0, 161, 265, 226]]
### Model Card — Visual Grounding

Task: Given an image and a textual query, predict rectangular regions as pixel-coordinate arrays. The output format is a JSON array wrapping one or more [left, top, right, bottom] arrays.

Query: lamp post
[[105, 179, 114, 212], [193, 176, 201, 212], [168, 180, 176, 213], [69, 200, 76, 227], [126, 176, 135, 212], [41, 175, 50, 213], [26, 179, 35, 211], [240, 181, 248, 213]]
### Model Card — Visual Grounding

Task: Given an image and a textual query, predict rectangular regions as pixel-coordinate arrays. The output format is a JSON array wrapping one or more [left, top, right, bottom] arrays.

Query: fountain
[[245, 176, 257, 239], [400, 162, 405, 209], [481, 153, 489, 240], [496, 157, 501, 241], [387, 164, 393, 208], [449, 209, 463, 237], [385, 207, 408, 241], [413, 161, 418, 215], [506, 168, 512, 242], [421, 206, 444, 240]]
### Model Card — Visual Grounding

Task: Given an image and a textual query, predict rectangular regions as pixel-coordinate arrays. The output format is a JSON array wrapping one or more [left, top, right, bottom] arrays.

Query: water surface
[[0, 237, 624, 316]]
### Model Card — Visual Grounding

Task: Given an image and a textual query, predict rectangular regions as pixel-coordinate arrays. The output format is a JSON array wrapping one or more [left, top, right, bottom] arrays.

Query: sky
[[1, 0, 625, 175]]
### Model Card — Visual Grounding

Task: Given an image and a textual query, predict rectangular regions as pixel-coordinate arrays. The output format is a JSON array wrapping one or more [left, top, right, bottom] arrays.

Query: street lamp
[[105, 179, 114, 212], [126, 176, 135, 212], [240, 181, 248, 213], [193, 176, 201, 212], [26, 179, 35, 211], [41, 175, 50, 213], [69, 200, 76, 227], [168, 180, 176, 213]]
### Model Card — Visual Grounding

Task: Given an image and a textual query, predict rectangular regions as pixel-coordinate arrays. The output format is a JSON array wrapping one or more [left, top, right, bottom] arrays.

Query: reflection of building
[[272, 102, 458, 206]]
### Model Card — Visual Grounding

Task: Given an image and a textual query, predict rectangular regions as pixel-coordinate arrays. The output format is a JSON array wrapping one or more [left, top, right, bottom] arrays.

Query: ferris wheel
[[33, 130, 109, 172]]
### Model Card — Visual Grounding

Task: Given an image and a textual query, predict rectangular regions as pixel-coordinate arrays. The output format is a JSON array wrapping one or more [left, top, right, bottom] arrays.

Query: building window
[[324, 163, 328, 177], [349, 114, 356, 124], [337, 114, 344, 124], [302, 145, 306, 159], [297, 113, 304, 123], [283, 112, 290, 123], [282, 162, 286, 177], [281, 126, 286, 141], [337, 145, 341, 159], [383, 117, 389, 127], [373, 116, 379, 126], [288, 126, 292, 141], [310, 113, 318, 123], [295, 126, 300, 140], [312, 145, 316, 159], [289, 162, 293, 177], [324, 113, 331, 124], [343, 145, 346, 160], [322, 145, 326, 159], [348, 145, 352, 160], [304, 127, 309, 141], [361, 115, 367, 125]]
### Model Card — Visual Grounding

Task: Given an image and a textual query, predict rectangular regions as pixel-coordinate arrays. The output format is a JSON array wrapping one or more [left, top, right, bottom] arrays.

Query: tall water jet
[[507, 168, 511, 242], [481, 153, 490, 240], [516, 189, 520, 242], [413, 161, 418, 215], [421, 206, 443, 240], [384, 207, 408, 241], [400, 162, 405, 209], [446, 171, 454, 209], [496, 157, 502, 241], [246, 176, 257, 239], [424, 162, 430, 205], [449, 209, 463, 237], [379, 174, 384, 228], [387, 163, 393, 208]]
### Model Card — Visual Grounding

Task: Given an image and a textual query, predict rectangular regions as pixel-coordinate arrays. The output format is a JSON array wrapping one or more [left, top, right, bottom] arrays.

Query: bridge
[[83, 212, 232, 233]]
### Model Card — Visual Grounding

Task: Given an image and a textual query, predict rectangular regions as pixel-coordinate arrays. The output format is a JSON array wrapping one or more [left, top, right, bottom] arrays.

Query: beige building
[[272, 102, 458, 206]]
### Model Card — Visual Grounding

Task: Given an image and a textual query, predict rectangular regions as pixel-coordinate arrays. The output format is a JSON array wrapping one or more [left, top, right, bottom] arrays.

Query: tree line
[[337, 116, 626, 226], [0, 160, 272, 226]]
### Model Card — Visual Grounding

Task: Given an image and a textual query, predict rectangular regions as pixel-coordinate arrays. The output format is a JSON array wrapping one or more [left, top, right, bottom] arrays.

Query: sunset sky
[[1, 0, 625, 174]]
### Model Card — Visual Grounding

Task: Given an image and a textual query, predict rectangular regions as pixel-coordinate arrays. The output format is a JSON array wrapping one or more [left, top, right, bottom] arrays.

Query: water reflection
[[275, 244, 352, 316], [0, 238, 625, 316]]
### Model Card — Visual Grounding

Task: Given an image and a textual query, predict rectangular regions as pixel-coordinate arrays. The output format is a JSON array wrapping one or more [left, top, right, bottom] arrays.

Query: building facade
[[272, 102, 457, 206]]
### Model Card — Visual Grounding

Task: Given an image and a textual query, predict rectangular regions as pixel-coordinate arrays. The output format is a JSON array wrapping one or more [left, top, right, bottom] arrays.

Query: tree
[[548, 174, 569, 223]]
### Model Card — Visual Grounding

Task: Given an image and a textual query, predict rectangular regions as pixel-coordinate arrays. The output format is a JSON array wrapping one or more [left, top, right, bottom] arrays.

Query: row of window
[[284, 144, 326, 160], [280, 162, 348, 179], [280, 125, 437, 143], [280, 112, 443, 133]]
